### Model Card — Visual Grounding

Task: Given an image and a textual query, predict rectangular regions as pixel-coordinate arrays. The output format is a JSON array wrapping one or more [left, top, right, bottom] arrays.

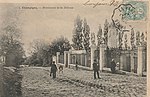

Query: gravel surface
[[20, 67, 146, 97]]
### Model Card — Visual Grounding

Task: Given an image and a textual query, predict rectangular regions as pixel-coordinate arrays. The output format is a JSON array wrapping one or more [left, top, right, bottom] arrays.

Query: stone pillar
[[68, 52, 70, 66], [90, 44, 97, 69], [137, 46, 144, 76], [99, 44, 106, 71], [130, 50, 134, 72], [142, 51, 146, 72], [56, 52, 60, 64]]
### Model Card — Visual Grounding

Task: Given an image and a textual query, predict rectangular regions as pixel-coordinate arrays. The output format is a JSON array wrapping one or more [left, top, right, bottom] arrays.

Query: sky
[[0, 3, 147, 56]]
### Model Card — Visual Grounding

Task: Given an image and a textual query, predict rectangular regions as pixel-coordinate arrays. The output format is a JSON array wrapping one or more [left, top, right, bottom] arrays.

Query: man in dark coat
[[75, 61, 78, 70], [93, 59, 100, 79], [50, 61, 57, 78], [110, 59, 116, 73]]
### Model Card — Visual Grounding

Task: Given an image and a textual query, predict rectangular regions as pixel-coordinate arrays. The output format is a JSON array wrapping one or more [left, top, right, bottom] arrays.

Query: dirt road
[[21, 67, 146, 97]]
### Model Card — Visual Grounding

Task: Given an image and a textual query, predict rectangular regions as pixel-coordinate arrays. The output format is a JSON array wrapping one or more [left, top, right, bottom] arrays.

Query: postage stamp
[[122, 0, 147, 21]]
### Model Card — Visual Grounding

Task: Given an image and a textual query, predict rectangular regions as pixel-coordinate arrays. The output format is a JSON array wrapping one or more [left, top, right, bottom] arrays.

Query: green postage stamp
[[122, 0, 147, 21]]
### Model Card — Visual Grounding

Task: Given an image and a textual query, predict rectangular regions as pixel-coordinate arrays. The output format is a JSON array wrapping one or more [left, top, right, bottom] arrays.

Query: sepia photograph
[[0, 0, 148, 97]]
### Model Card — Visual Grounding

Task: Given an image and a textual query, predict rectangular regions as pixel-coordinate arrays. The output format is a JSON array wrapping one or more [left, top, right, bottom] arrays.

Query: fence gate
[[105, 48, 121, 68]]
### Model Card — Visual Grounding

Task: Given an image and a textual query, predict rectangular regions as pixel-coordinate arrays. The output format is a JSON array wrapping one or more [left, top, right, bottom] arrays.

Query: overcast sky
[[0, 3, 147, 56]]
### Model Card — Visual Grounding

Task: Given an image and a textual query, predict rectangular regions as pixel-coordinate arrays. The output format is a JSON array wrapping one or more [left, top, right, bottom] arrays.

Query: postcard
[[0, 0, 149, 97]]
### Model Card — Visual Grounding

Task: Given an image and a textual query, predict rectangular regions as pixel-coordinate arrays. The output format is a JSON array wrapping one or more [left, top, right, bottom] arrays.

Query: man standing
[[75, 61, 78, 70], [50, 61, 57, 79], [93, 59, 100, 79], [110, 59, 116, 73]]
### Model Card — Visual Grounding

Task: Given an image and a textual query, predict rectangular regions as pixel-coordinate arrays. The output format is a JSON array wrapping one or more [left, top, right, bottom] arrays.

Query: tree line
[[25, 36, 71, 66], [0, 14, 147, 67]]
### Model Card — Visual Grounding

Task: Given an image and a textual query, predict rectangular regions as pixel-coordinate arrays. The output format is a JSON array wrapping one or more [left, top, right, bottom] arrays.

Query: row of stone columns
[[57, 50, 88, 68], [57, 51, 70, 67], [92, 44, 145, 76], [56, 45, 145, 76], [120, 45, 145, 76]]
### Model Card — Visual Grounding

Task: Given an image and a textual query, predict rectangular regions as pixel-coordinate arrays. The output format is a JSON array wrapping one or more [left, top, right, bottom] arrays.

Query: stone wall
[[56, 45, 147, 76]]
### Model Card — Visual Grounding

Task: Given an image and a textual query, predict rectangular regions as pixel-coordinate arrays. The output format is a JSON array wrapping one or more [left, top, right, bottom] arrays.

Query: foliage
[[50, 36, 71, 55], [97, 25, 103, 47], [82, 18, 90, 52], [103, 19, 109, 45], [124, 34, 128, 49], [0, 24, 25, 66], [114, 20, 124, 49], [107, 48, 121, 59], [72, 15, 83, 50], [27, 39, 51, 66], [91, 32, 96, 45], [130, 28, 135, 49], [72, 16, 91, 51], [136, 31, 140, 46], [27, 36, 71, 66], [140, 32, 145, 46]]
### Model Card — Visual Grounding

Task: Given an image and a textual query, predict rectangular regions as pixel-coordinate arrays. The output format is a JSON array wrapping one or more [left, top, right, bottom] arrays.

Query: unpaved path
[[21, 67, 146, 97]]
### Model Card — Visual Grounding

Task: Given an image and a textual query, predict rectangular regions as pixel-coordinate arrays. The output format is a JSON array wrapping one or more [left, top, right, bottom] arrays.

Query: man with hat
[[50, 61, 57, 79], [93, 59, 100, 79]]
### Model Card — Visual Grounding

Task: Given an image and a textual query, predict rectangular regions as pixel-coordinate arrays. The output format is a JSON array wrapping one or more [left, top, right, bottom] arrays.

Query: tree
[[82, 18, 90, 52], [72, 15, 83, 50], [140, 32, 146, 46], [29, 39, 50, 66], [97, 24, 103, 47], [0, 25, 25, 66], [28, 36, 71, 66], [136, 31, 140, 46], [0, 5, 25, 66], [50, 36, 71, 55], [103, 19, 109, 45], [114, 19, 124, 49], [130, 28, 135, 49]]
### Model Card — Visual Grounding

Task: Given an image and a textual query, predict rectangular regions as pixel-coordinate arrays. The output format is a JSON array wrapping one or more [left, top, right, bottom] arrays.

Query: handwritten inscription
[[83, 0, 119, 8]]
